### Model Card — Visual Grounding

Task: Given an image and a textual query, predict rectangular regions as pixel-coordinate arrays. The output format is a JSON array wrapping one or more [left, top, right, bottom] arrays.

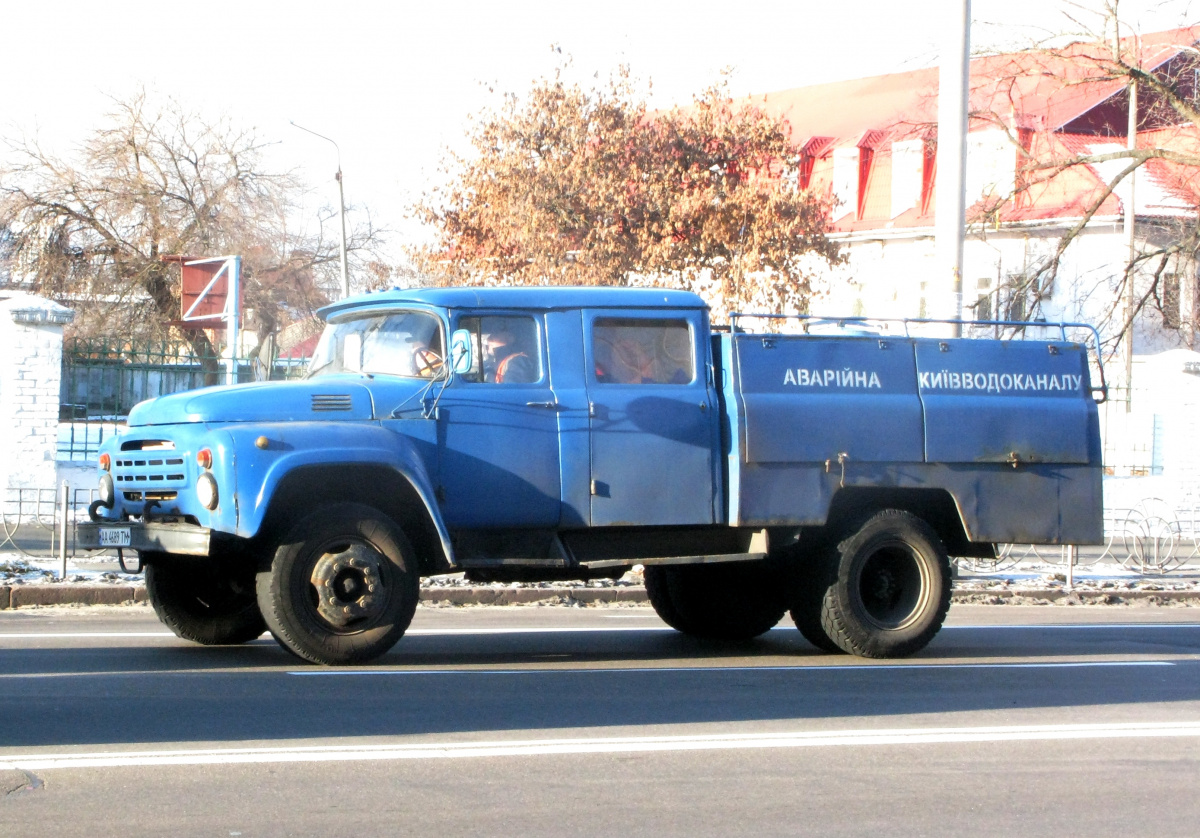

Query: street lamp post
[[291, 121, 350, 299]]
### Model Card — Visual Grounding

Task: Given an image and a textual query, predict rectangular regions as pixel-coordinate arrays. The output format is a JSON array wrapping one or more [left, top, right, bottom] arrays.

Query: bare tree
[[0, 92, 383, 359], [966, 2, 1200, 355]]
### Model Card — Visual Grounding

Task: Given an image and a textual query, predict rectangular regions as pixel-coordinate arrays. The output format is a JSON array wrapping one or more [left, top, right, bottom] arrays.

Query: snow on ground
[[4, 552, 1200, 592]]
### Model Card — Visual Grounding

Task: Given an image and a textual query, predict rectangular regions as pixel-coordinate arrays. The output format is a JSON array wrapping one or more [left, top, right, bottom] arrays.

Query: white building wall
[[964, 129, 1016, 206], [891, 140, 923, 218], [830, 147, 859, 219]]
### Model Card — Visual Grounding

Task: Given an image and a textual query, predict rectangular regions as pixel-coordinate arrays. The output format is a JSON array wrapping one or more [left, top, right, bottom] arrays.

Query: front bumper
[[76, 521, 212, 556]]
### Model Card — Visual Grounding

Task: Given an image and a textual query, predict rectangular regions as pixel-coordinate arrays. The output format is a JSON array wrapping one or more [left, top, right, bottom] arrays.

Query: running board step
[[578, 552, 767, 570]]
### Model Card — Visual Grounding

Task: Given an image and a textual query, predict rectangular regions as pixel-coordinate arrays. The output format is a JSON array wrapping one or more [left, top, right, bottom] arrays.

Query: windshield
[[307, 311, 445, 379]]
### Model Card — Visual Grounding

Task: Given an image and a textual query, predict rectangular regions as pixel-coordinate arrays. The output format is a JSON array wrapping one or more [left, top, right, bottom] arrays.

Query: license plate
[[99, 527, 132, 547]]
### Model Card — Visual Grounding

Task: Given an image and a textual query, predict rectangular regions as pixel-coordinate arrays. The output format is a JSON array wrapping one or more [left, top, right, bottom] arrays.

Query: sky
[[4, 0, 1197, 265]]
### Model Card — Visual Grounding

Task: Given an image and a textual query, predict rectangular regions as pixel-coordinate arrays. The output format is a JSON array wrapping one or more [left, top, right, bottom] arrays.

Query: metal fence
[[0, 486, 100, 562], [955, 497, 1200, 576], [58, 338, 310, 460], [1, 481, 1197, 579], [1097, 384, 1164, 477]]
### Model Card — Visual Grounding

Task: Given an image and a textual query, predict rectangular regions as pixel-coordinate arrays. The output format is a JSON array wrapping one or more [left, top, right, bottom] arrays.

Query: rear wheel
[[645, 562, 785, 641], [256, 503, 420, 665], [783, 547, 844, 654], [144, 554, 266, 645], [643, 565, 697, 634], [820, 510, 952, 658]]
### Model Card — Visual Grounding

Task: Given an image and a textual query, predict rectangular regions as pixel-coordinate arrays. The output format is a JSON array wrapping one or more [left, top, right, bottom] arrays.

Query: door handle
[[526, 401, 560, 410]]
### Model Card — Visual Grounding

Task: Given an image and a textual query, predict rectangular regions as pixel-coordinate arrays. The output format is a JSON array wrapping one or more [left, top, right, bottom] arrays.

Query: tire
[[820, 509, 952, 658], [643, 565, 697, 633], [646, 562, 786, 641], [784, 548, 844, 654], [144, 554, 266, 645], [256, 503, 420, 665]]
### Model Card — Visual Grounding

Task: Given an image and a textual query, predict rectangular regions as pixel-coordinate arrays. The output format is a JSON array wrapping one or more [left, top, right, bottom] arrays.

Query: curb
[[1, 583, 1198, 609], [0, 585, 149, 608], [951, 588, 1200, 605]]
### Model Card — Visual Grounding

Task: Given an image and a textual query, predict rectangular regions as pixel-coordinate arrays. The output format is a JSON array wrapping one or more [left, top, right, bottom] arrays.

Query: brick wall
[[0, 296, 74, 490]]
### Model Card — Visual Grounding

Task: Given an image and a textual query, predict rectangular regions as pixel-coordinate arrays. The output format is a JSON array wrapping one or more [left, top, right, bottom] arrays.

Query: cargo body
[[77, 287, 1104, 664]]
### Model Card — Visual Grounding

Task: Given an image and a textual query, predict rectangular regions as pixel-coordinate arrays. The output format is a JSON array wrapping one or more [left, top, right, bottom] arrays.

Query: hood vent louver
[[312, 394, 353, 412]]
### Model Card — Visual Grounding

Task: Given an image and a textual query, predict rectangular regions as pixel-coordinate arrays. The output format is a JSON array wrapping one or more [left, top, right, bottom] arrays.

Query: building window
[[857, 146, 874, 220], [975, 277, 993, 321], [798, 153, 814, 190], [920, 139, 937, 215], [1005, 291, 1026, 322], [1000, 274, 1030, 322], [1161, 273, 1180, 328]]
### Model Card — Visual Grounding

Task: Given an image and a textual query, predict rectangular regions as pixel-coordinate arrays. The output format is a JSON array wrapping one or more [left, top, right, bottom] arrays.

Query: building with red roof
[[751, 26, 1200, 359]]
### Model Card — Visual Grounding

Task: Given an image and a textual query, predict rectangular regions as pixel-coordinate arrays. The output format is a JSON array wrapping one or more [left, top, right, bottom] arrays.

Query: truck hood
[[127, 378, 379, 426]]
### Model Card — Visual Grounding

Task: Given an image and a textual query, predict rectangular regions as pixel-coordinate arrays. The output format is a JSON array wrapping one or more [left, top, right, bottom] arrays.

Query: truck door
[[435, 313, 562, 528], [583, 309, 717, 526]]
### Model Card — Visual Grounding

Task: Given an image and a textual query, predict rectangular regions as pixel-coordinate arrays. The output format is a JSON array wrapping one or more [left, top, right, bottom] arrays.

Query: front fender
[[224, 422, 454, 567]]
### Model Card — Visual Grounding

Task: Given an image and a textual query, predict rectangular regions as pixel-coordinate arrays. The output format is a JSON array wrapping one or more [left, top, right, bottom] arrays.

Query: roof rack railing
[[728, 312, 1108, 404]]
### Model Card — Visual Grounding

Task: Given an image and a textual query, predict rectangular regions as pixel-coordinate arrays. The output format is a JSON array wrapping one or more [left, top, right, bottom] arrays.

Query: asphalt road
[[1, 603, 1199, 837]]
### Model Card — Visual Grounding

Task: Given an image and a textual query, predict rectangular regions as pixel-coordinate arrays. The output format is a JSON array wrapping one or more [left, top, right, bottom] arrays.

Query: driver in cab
[[482, 329, 537, 384]]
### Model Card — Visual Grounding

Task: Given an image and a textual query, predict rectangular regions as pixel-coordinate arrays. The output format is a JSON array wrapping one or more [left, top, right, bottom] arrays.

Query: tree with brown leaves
[[414, 69, 842, 320]]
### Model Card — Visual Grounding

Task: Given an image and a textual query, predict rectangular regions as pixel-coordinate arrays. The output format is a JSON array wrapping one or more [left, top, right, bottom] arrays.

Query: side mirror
[[450, 329, 473, 375]]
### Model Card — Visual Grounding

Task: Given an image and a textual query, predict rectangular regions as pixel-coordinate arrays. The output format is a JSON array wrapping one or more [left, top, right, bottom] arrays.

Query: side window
[[456, 315, 542, 384], [593, 318, 694, 385]]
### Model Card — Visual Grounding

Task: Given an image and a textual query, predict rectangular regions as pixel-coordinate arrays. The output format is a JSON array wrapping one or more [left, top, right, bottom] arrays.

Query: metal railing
[[0, 486, 101, 567], [58, 338, 310, 460], [956, 497, 1200, 576], [728, 312, 1108, 402], [2, 480, 1195, 582]]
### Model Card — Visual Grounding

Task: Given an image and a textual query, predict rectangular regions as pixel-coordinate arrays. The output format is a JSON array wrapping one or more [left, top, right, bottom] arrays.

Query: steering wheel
[[413, 347, 444, 378]]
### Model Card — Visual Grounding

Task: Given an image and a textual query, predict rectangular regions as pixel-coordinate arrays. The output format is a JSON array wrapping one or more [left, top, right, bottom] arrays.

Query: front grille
[[120, 439, 176, 451], [123, 491, 178, 502], [114, 444, 188, 492], [312, 394, 353, 412], [114, 455, 186, 485]]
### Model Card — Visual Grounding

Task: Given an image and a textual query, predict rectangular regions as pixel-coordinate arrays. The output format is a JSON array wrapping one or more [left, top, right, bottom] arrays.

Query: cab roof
[[318, 285, 708, 320]]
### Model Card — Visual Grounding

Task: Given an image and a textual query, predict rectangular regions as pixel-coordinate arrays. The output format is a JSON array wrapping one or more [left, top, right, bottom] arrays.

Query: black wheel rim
[[300, 536, 393, 634], [853, 540, 931, 631]]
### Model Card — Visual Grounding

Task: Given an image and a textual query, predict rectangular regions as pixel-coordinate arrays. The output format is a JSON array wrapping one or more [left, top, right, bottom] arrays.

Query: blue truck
[[77, 287, 1105, 665]]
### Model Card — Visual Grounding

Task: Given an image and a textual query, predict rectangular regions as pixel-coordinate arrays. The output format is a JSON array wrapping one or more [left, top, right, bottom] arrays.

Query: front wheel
[[144, 555, 266, 645], [256, 503, 420, 665], [820, 510, 952, 658]]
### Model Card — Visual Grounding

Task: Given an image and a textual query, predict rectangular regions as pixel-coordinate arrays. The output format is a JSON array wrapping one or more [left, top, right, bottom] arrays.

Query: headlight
[[196, 473, 219, 510], [98, 473, 115, 507]]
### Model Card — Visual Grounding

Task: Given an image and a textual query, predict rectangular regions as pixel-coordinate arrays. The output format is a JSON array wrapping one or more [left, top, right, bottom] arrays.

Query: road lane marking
[[4, 721, 1200, 770], [941, 624, 1200, 630], [290, 661, 1174, 676], [0, 632, 177, 639]]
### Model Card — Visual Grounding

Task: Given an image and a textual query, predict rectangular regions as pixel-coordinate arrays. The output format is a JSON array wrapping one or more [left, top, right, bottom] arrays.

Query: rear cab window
[[592, 318, 694, 384]]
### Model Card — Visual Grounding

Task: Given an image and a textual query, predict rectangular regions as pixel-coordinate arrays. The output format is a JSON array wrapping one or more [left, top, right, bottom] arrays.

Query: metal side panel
[[734, 334, 924, 464], [915, 339, 1095, 465]]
